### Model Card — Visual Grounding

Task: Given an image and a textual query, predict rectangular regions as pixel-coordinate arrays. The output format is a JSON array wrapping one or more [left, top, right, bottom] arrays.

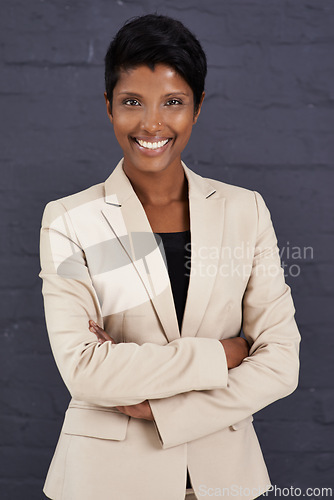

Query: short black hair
[[104, 14, 207, 113]]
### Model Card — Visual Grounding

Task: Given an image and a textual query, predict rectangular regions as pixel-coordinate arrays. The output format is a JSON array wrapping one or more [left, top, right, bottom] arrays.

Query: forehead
[[114, 63, 192, 95]]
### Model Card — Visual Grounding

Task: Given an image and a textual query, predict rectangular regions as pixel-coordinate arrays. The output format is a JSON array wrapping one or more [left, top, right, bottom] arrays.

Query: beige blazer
[[40, 159, 300, 500]]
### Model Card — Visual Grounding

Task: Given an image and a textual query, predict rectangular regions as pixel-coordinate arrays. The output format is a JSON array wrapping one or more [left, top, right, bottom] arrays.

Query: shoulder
[[209, 180, 275, 246], [42, 159, 125, 218], [40, 181, 106, 230], [208, 176, 254, 199], [185, 165, 273, 235], [209, 177, 267, 210], [211, 176, 270, 222], [187, 165, 268, 213], [46, 181, 105, 211]]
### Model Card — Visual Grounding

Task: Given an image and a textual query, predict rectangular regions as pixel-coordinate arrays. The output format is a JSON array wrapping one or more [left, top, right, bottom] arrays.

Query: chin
[[126, 158, 172, 174]]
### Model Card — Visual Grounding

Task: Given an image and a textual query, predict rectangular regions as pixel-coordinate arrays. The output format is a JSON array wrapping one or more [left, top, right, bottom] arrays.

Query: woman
[[39, 14, 300, 500]]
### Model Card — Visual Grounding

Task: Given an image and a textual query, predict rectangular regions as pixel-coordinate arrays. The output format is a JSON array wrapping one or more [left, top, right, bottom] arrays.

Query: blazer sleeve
[[39, 200, 228, 407], [149, 191, 301, 449]]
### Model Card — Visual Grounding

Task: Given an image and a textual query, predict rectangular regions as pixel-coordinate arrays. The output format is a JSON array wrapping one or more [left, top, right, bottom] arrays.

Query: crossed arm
[[40, 193, 300, 446], [89, 320, 250, 421]]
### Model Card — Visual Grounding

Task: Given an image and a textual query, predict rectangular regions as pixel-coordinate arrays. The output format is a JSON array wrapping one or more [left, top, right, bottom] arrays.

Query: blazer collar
[[102, 159, 225, 343], [104, 158, 217, 204]]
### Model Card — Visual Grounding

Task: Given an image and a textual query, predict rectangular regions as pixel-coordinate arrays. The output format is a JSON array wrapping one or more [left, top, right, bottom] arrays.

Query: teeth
[[137, 139, 169, 150]]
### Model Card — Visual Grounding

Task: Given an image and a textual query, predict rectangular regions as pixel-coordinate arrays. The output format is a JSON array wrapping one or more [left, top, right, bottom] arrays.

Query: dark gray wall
[[1, 1, 333, 499]]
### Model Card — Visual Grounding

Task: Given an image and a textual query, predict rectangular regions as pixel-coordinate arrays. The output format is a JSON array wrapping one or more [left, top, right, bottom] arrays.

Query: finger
[[89, 320, 114, 343], [116, 406, 129, 415], [89, 322, 106, 344], [96, 325, 114, 342], [90, 328, 106, 344]]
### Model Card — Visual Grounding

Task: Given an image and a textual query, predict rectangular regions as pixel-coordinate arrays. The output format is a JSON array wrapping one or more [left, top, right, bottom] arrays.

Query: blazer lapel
[[181, 164, 226, 337], [101, 159, 225, 343], [101, 160, 180, 344]]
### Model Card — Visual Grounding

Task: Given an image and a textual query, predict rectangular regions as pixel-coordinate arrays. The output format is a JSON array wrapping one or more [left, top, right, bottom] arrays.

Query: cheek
[[112, 118, 133, 143], [112, 109, 138, 129], [177, 109, 195, 126], [174, 116, 194, 142], [112, 127, 124, 148]]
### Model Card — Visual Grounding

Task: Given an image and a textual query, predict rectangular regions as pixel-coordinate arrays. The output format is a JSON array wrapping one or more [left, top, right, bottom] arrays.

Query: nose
[[140, 105, 163, 133]]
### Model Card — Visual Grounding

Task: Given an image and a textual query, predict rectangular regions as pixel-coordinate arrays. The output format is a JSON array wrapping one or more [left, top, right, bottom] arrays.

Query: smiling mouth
[[134, 138, 171, 150]]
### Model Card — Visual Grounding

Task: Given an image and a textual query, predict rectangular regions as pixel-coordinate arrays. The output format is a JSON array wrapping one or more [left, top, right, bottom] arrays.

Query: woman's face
[[106, 63, 204, 176]]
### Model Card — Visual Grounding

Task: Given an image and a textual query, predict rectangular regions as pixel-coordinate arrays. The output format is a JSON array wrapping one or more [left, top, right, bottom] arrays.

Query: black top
[[154, 230, 191, 329], [154, 230, 192, 490]]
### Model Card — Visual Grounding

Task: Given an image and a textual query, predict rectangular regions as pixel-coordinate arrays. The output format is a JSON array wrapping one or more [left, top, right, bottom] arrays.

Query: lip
[[131, 136, 173, 155]]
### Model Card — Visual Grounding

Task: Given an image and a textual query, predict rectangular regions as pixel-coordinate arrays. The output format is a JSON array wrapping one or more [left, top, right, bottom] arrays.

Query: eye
[[123, 99, 141, 106], [166, 99, 182, 106]]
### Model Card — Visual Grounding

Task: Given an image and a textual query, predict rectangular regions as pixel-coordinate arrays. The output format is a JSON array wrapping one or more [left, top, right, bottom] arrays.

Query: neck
[[123, 162, 187, 205]]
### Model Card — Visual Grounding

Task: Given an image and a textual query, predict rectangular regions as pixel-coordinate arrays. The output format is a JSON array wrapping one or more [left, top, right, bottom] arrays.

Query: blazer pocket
[[62, 407, 129, 441], [230, 415, 254, 431]]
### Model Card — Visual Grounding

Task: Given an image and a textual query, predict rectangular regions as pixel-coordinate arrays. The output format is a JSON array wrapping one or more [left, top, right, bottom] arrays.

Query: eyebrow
[[117, 91, 190, 97]]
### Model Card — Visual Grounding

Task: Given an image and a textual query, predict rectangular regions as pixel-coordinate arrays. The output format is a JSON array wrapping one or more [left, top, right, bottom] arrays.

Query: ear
[[193, 92, 205, 124], [104, 92, 113, 123]]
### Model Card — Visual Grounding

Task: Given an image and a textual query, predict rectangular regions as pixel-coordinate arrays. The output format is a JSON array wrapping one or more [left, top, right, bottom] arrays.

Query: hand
[[116, 400, 154, 421], [220, 337, 250, 369], [88, 320, 154, 421], [89, 320, 116, 344]]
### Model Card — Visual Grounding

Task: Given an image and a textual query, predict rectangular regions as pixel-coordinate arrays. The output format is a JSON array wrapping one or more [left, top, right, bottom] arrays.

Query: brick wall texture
[[1, 1, 333, 498]]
